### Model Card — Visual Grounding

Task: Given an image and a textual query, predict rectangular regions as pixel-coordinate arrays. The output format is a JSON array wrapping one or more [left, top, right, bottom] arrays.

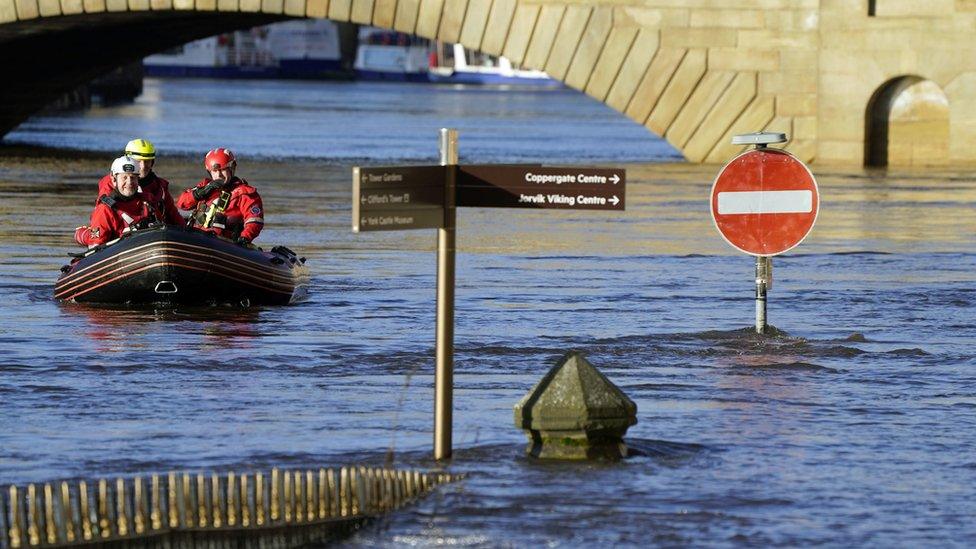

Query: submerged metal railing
[[1, 467, 462, 548]]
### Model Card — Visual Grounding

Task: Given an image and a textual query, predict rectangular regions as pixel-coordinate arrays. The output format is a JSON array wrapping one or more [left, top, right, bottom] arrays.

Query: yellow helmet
[[124, 138, 156, 160]]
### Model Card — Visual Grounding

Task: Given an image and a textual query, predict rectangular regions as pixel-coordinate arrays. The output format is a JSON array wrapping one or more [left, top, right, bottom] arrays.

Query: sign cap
[[732, 132, 788, 146]]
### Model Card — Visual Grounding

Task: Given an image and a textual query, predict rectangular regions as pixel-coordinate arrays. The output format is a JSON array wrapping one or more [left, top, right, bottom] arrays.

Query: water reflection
[[59, 303, 264, 351]]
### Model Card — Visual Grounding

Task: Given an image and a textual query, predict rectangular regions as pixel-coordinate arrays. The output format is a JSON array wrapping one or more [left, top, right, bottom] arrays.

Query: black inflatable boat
[[55, 225, 309, 306]]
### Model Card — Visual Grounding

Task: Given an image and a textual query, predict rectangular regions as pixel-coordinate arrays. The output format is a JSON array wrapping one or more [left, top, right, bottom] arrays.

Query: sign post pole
[[748, 138, 773, 335], [755, 256, 771, 334], [434, 128, 457, 461]]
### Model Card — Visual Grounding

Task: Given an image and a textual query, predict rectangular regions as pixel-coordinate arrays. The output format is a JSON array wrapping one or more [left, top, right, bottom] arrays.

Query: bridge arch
[[16, 2, 976, 165], [0, 1, 790, 164], [865, 75, 949, 168]]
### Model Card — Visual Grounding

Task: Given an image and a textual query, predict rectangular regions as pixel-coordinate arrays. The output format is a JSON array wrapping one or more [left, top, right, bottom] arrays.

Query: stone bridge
[[1, 0, 973, 166]]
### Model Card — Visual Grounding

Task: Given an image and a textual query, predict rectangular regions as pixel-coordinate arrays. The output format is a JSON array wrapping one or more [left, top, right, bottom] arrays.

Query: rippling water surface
[[1, 79, 975, 546]]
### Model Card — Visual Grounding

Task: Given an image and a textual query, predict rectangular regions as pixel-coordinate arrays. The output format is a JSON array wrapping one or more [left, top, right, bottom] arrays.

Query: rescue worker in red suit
[[176, 148, 264, 245], [75, 156, 161, 247], [95, 139, 182, 225]]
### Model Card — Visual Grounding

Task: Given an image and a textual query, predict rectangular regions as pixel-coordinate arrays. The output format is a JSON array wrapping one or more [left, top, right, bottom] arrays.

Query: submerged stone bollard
[[514, 351, 637, 460]]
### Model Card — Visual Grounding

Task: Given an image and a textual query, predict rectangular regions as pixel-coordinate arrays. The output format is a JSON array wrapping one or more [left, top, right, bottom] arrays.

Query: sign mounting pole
[[434, 128, 457, 461], [755, 255, 771, 334], [752, 139, 773, 335]]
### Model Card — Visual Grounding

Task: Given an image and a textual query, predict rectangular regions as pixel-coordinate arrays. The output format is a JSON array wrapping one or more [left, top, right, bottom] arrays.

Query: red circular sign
[[710, 148, 819, 256]]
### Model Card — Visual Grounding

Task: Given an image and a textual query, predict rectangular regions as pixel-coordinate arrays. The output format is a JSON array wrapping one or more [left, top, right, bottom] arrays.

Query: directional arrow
[[360, 195, 367, 204], [610, 174, 620, 184], [361, 217, 369, 225], [609, 195, 620, 206]]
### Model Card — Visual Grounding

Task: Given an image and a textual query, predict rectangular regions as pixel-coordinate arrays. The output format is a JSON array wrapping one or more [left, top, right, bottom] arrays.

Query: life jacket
[[182, 178, 262, 241], [76, 192, 160, 248], [97, 172, 181, 224], [191, 190, 238, 234], [99, 193, 160, 229]]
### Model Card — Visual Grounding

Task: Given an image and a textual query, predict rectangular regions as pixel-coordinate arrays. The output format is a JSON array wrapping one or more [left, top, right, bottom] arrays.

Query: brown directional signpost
[[353, 165, 627, 231], [352, 165, 447, 232], [457, 165, 625, 210], [352, 129, 626, 460]]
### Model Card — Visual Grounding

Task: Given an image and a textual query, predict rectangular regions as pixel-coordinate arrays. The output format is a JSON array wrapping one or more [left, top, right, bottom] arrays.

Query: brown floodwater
[[1, 78, 975, 546]]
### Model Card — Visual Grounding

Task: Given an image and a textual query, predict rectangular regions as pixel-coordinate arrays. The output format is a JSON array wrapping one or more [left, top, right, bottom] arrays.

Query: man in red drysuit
[[75, 156, 160, 247], [176, 148, 264, 245]]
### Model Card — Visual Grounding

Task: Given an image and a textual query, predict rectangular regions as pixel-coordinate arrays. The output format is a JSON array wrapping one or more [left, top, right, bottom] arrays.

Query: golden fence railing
[[1, 466, 462, 548]]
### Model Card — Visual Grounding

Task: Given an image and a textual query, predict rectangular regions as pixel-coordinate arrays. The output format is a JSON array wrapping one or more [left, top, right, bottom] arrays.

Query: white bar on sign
[[717, 190, 813, 215]]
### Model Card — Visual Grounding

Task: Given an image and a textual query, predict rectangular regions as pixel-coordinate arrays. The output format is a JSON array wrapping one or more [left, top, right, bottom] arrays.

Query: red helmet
[[204, 148, 237, 171]]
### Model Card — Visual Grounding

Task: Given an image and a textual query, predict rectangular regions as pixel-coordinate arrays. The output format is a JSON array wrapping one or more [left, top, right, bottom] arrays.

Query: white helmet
[[111, 155, 138, 175]]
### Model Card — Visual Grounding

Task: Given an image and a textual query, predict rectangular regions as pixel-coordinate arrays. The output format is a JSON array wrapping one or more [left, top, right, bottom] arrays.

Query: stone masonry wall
[[2, 0, 975, 165]]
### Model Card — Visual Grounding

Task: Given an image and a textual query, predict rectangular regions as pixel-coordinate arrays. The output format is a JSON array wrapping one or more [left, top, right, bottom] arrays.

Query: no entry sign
[[710, 148, 819, 256]]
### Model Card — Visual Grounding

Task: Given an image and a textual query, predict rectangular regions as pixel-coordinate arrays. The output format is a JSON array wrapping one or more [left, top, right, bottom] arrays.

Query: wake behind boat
[[55, 225, 309, 306]]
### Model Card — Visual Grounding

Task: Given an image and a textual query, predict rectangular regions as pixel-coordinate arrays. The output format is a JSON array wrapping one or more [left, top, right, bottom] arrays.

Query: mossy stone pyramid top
[[514, 351, 637, 432]]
